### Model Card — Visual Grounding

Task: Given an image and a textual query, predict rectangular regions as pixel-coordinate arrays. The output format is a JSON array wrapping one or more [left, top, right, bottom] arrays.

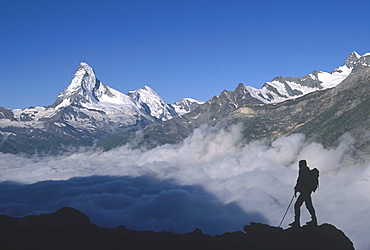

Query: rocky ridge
[[0, 207, 354, 250]]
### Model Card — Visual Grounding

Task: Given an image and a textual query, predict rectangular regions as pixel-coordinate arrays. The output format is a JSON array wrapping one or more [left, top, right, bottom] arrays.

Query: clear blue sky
[[1, 0, 370, 109]]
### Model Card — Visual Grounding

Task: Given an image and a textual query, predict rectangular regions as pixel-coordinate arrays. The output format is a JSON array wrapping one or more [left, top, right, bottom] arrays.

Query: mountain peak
[[343, 51, 370, 73], [350, 51, 360, 58], [128, 86, 177, 121], [141, 85, 153, 91], [172, 98, 204, 116], [344, 51, 361, 68], [78, 61, 93, 70], [52, 62, 101, 108]]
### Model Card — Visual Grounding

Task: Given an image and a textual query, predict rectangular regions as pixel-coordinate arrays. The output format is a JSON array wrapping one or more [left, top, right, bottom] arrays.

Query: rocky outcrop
[[243, 222, 354, 250], [0, 207, 354, 250]]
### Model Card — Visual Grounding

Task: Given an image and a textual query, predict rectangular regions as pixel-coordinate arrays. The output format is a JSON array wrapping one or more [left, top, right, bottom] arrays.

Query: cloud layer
[[0, 124, 369, 249]]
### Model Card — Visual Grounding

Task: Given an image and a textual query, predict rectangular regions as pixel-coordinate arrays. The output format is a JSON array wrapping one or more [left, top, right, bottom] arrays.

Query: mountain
[[172, 98, 204, 116], [226, 67, 370, 151], [246, 51, 370, 104], [0, 207, 354, 250], [127, 86, 178, 121], [1, 51, 369, 154], [48, 62, 158, 134], [0, 63, 201, 154], [99, 52, 370, 151]]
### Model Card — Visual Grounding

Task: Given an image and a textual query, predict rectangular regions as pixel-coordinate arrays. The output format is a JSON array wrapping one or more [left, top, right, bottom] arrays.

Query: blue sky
[[1, 0, 370, 109]]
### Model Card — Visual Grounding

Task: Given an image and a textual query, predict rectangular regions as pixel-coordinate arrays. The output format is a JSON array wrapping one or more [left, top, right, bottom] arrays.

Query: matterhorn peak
[[78, 61, 93, 69], [74, 62, 99, 93], [52, 62, 103, 108]]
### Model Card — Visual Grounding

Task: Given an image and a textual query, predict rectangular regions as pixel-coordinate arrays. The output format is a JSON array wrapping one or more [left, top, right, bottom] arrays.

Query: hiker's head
[[299, 160, 307, 169]]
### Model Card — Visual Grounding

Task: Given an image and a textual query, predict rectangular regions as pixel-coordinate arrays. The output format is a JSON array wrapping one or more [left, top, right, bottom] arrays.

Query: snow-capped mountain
[[128, 86, 178, 121], [2, 63, 159, 133], [1, 63, 201, 131], [245, 51, 370, 103], [49, 62, 159, 133], [53, 62, 142, 110], [172, 98, 204, 116], [100, 51, 370, 150], [0, 62, 202, 154], [1, 51, 369, 154]]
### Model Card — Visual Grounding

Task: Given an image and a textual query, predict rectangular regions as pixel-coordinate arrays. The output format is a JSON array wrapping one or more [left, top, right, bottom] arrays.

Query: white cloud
[[0, 124, 369, 249]]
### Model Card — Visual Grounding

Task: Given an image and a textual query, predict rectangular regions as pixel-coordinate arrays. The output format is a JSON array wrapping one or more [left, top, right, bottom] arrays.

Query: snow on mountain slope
[[1, 51, 370, 155], [128, 86, 178, 121], [172, 98, 205, 116], [0, 62, 204, 140], [0, 64, 151, 132], [245, 51, 369, 104], [54, 62, 143, 109]]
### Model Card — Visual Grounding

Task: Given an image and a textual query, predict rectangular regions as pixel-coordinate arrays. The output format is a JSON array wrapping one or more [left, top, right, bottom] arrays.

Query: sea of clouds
[[0, 123, 369, 249]]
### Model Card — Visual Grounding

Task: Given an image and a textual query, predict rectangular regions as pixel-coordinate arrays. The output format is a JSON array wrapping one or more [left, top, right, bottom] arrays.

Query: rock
[[192, 227, 204, 235], [0, 208, 354, 250], [243, 222, 354, 250], [52, 207, 92, 226]]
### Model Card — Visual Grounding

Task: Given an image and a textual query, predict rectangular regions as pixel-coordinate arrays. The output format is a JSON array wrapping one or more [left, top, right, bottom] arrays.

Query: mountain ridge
[[1, 51, 369, 154], [0, 62, 202, 154], [99, 57, 370, 152]]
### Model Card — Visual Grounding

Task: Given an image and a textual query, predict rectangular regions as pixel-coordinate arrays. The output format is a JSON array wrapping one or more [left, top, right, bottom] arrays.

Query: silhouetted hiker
[[289, 160, 318, 227]]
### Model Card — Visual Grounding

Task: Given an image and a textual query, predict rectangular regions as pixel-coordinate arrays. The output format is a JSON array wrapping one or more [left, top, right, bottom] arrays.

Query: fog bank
[[0, 124, 369, 249]]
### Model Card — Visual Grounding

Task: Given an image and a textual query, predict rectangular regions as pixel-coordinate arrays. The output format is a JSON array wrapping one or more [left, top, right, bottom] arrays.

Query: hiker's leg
[[305, 194, 316, 217], [294, 194, 304, 222], [304, 194, 317, 224]]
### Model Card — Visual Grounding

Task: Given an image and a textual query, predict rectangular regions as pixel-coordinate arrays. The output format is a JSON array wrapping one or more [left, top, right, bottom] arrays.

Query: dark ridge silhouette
[[0, 207, 354, 250]]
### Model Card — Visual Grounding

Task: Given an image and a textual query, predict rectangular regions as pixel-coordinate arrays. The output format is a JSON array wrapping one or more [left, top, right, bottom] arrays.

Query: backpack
[[309, 168, 320, 192]]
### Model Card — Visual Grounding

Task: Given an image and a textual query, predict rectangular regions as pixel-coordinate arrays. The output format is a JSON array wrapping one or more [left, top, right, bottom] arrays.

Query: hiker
[[289, 160, 318, 227]]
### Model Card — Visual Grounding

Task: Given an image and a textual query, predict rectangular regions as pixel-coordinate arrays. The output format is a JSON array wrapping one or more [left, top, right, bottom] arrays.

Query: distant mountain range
[[1, 51, 369, 154], [98, 52, 370, 152]]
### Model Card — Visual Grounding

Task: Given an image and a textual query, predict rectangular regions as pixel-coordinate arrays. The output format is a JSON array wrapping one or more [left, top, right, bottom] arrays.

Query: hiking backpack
[[310, 168, 320, 192]]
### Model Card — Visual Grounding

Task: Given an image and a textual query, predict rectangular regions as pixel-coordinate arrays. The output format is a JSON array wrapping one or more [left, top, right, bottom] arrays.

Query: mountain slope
[[247, 51, 370, 103], [0, 63, 201, 154], [128, 86, 178, 121], [172, 98, 205, 116], [1, 52, 369, 154], [100, 55, 370, 151], [226, 67, 370, 150]]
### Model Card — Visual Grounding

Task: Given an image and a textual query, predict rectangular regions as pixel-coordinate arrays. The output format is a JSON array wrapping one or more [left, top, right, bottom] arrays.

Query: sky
[[1, 125, 369, 249], [1, 0, 370, 109]]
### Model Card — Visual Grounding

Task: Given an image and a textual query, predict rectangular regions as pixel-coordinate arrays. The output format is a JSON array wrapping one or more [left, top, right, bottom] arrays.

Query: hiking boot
[[289, 220, 300, 227], [306, 218, 318, 226]]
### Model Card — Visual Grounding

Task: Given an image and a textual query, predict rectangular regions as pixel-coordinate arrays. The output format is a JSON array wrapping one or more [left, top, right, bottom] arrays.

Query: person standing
[[289, 160, 318, 227]]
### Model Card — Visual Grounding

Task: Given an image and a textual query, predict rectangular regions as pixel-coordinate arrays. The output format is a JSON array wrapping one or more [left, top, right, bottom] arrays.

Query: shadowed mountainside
[[0, 207, 354, 250]]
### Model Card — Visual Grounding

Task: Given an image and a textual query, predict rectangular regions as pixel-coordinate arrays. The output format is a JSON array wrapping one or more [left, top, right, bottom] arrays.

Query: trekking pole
[[278, 193, 295, 228]]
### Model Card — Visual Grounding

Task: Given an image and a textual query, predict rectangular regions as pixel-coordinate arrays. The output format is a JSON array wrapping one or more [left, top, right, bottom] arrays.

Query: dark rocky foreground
[[0, 207, 354, 250]]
